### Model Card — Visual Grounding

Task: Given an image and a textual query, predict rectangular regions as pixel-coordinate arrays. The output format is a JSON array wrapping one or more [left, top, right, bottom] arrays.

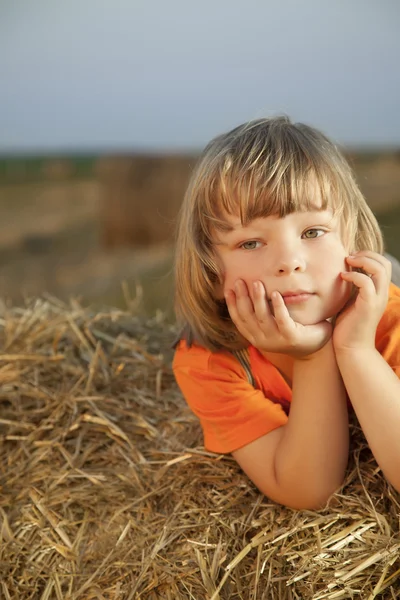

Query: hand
[[333, 251, 391, 352], [225, 279, 332, 357]]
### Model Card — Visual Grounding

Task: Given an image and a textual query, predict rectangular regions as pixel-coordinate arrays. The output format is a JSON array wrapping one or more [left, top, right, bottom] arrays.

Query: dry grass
[[0, 297, 399, 599]]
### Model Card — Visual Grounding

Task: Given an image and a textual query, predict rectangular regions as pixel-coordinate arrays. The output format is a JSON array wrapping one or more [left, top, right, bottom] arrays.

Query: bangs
[[197, 122, 348, 239], [175, 115, 383, 352]]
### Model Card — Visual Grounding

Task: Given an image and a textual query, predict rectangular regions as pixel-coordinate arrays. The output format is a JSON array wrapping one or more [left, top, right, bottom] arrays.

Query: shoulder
[[172, 340, 255, 418], [173, 340, 288, 454], [378, 283, 400, 331], [173, 339, 245, 378], [376, 283, 400, 367], [387, 282, 400, 305]]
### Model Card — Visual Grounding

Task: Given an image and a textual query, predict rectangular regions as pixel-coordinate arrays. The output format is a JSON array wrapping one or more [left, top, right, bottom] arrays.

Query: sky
[[1, 0, 400, 153]]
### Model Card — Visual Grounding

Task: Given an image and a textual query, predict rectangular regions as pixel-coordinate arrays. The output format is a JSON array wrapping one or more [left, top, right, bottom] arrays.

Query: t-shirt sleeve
[[376, 285, 400, 377], [173, 346, 288, 454]]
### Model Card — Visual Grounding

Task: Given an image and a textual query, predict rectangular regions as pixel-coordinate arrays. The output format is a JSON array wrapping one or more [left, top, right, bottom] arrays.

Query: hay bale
[[0, 296, 399, 599], [98, 155, 194, 249], [347, 151, 400, 213]]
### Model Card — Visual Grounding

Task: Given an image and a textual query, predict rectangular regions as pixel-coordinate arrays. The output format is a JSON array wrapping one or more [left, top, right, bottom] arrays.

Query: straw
[[0, 296, 399, 598]]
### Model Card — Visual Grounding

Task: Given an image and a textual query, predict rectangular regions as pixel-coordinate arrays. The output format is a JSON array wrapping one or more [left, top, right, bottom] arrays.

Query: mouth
[[280, 291, 314, 305]]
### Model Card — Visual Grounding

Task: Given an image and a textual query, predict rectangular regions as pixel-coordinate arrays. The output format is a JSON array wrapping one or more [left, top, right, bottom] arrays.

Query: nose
[[274, 244, 306, 275]]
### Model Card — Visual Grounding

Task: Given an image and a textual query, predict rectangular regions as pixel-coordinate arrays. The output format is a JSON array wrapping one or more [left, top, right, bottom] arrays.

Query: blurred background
[[1, 0, 400, 319]]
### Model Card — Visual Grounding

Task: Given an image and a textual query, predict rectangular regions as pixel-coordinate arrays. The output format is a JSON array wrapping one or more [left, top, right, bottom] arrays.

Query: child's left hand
[[333, 251, 392, 352]]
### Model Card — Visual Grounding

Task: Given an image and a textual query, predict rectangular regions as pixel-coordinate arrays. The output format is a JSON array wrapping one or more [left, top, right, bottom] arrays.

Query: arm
[[333, 251, 400, 491], [226, 281, 349, 509], [336, 347, 400, 491], [233, 340, 349, 509]]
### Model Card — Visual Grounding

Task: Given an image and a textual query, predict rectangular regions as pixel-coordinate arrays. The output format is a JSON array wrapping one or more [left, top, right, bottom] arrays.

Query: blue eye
[[303, 229, 324, 239], [240, 241, 261, 250]]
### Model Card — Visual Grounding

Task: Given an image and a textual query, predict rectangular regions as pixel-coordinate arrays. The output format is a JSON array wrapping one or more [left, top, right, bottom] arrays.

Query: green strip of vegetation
[[0, 156, 98, 183]]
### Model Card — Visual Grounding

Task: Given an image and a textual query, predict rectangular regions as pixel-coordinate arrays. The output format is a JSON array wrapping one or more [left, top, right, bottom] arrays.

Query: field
[[1, 151, 400, 317], [1, 154, 400, 597], [0, 157, 177, 317]]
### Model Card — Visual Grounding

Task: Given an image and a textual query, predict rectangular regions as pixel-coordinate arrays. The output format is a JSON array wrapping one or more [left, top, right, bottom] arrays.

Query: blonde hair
[[174, 116, 383, 351]]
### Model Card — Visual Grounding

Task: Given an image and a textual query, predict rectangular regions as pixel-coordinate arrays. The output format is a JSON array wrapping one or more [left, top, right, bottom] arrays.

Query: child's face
[[212, 208, 352, 325]]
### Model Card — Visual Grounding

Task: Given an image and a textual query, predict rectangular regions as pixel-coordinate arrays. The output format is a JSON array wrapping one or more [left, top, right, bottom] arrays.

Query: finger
[[270, 291, 296, 336], [252, 280, 274, 324], [233, 279, 256, 322], [349, 251, 392, 280], [224, 289, 256, 342], [346, 255, 390, 295], [340, 270, 376, 301], [224, 287, 250, 325], [225, 282, 264, 343]]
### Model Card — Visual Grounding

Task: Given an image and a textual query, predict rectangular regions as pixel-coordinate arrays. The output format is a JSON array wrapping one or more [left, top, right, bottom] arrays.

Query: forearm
[[336, 348, 400, 491], [275, 341, 349, 507]]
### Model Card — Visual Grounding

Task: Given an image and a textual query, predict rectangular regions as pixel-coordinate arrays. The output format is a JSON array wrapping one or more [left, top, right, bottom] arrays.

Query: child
[[173, 116, 400, 510]]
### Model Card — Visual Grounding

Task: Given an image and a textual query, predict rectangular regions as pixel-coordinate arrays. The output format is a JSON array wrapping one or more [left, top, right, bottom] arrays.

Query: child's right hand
[[225, 279, 332, 357]]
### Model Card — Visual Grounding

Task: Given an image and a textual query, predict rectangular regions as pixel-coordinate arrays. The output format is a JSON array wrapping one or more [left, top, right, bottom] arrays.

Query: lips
[[279, 291, 314, 305], [280, 290, 312, 297]]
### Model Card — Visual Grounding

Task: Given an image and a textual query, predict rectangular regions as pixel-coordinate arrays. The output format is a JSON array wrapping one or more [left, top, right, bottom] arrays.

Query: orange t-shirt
[[173, 283, 400, 454]]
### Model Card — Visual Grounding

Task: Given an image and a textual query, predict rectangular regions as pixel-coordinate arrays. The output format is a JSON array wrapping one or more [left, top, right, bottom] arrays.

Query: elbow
[[390, 483, 400, 495], [295, 478, 346, 510], [262, 478, 345, 511], [288, 490, 336, 511], [272, 494, 329, 511], [275, 489, 337, 511], [384, 473, 400, 495], [268, 450, 348, 511], [375, 463, 400, 494]]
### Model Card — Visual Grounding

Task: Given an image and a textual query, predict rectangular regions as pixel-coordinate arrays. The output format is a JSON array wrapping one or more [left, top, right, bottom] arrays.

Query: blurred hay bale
[[0, 296, 399, 599], [41, 159, 74, 180], [347, 151, 400, 213], [98, 155, 194, 248]]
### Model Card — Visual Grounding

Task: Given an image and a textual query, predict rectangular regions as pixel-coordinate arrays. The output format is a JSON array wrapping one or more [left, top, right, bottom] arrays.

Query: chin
[[289, 313, 328, 326], [287, 302, 346, 326]]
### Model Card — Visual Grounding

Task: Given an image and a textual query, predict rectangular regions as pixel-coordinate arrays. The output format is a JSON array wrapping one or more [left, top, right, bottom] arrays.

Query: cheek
[[323, 265, 352, 315], [315, 250, 351, 315], [331, 278, 352, 310], [319, 244, 348, 277], [220, 256, 260, 289]]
